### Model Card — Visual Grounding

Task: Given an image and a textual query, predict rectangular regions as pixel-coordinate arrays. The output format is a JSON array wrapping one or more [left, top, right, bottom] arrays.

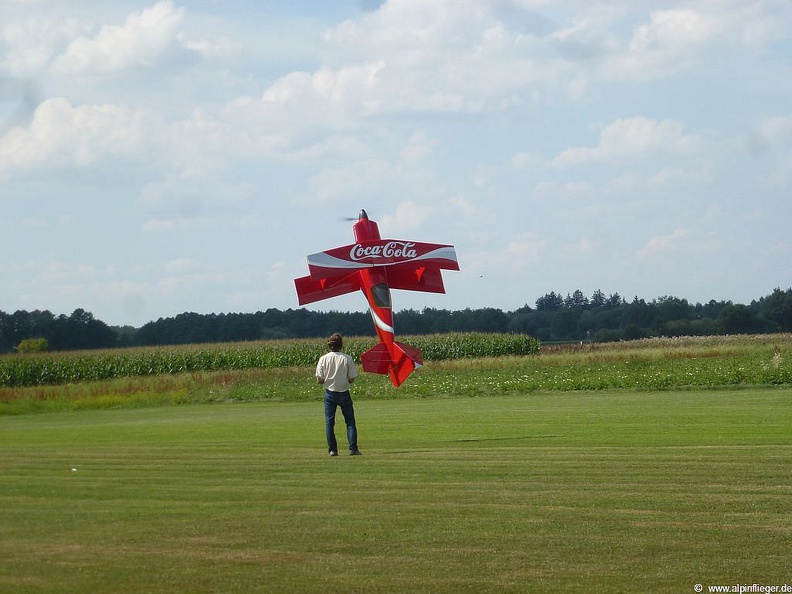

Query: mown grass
[[1, 335, 790, 591], [1, 389, 790, 593]]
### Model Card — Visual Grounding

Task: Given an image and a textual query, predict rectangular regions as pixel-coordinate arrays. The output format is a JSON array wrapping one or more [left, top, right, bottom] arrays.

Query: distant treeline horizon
[[2, 287, 791, 353]]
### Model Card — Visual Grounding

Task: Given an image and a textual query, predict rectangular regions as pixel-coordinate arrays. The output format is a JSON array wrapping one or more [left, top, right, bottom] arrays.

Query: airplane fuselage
[[353, 213, 396, 348]]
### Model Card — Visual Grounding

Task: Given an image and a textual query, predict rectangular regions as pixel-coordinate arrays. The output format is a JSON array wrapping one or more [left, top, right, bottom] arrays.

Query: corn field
[[0, 333, 540, 388]]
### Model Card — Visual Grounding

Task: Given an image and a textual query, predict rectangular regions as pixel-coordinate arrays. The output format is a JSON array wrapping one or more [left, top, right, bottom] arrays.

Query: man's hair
[[328, 333, 343, 351]]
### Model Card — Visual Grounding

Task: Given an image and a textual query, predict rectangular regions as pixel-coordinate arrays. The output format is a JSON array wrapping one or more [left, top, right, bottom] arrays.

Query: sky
[[1, 0, 791, 327]]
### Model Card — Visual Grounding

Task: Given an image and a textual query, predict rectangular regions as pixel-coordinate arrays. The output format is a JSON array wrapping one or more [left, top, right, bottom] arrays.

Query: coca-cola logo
[[349, 241, 418, 262]]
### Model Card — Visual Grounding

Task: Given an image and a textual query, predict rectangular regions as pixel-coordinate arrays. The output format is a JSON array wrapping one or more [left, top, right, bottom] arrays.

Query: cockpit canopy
[[371, 283, 392, 308]]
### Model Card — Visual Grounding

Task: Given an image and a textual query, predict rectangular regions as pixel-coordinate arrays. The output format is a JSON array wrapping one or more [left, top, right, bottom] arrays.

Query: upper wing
[[296, 239, 459, 303], [307, 240, 459, 279]]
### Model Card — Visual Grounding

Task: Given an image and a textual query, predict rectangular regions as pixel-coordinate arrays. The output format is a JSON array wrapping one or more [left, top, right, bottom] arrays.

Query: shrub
[[16, 338, 49, 354]]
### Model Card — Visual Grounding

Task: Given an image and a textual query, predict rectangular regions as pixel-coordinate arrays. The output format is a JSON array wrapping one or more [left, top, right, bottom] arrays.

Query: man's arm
[[348, 356, 358, 384]]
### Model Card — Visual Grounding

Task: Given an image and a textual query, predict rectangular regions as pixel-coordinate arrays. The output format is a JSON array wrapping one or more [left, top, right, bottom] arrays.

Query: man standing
[[316, 333, 362, 456]]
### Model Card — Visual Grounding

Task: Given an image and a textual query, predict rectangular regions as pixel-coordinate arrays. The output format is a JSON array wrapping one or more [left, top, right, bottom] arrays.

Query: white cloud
[[137, 179, 253, 214], [400, 130, 436, 162], [307, 158, 394, 205], [549, 116, 705, 167], [511, 151, 540, 169], [20, 213, 75, 229], [162, 258, 208, 275], [51, 1, 185, 75], [603, 3, 792, 81], [759, 115, 792, 147], [0, 97, 150, 174], [284, 135, 371, 165], [648, 166, 710, 190], [572, 237, 603, 256], [448, 194, 493, 223], [140, 219, 195, 234], [33, 260, 103, 284], [459, 230, 549, 287], [506, 233, 547, 263], [318, 0, 572, 113], [635, 228, 692, 260], [254, 60, 387, 125], [379, 201, 432, 234], [154, 258, 244, 295], [177, 33, 241, 59], [0, 15, 86, 77], [635, 9, 718, 48]]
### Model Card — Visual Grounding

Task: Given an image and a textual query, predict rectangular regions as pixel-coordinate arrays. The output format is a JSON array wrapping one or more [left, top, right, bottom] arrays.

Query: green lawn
[[1, 388, 790, 593]]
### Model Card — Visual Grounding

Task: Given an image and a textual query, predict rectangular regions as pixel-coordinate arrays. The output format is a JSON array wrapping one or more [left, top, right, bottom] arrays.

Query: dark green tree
[[759, 288, 792, 331], [717, 304, 772, 334], [536, 292, 564, 311], [565, 290, 589, 308], [590, 290, 606, 308]]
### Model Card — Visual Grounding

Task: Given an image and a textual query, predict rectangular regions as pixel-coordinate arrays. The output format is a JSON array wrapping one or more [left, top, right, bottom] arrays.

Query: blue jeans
[[324, 390, 358, 452]]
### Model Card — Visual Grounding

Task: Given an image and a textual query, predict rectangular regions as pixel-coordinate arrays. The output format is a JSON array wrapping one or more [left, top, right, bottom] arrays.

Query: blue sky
[[1, 0, 791, 327]]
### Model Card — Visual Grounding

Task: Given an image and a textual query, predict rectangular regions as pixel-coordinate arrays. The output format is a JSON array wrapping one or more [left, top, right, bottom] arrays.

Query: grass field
[[1, 386, 790, 593]]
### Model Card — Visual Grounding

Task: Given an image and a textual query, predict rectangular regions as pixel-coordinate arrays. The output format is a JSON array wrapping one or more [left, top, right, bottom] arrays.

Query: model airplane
[[294, 209, 459, 387]]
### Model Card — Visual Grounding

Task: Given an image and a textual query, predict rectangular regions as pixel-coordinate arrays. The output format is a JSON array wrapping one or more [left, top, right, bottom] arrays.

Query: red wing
[[386, 265, 447, 294], [307, 245, 367, 280], [296, 239, 458, 303], [307, 241, 458, 278], [294, 272, 361, 306]]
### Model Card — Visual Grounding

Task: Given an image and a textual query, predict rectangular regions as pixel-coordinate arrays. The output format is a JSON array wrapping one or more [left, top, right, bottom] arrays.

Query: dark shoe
[[349, 449, 362, 456], [329, 451, 338, 457]]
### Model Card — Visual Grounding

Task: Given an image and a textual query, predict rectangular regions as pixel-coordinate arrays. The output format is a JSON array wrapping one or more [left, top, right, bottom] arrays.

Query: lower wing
[[294, 273, 361, 306], [386, 265, 447, 294]]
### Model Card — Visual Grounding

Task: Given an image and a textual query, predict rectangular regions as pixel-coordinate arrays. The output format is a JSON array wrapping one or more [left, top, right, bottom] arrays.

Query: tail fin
[[361, 341, 423, 387]]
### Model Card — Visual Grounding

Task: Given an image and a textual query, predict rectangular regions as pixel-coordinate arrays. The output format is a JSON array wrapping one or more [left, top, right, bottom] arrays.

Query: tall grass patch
[[3, 334, 792, 414]]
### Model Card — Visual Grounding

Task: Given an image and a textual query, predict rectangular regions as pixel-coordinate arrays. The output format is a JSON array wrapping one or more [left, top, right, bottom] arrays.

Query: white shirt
[[316, 351, 358, 392]]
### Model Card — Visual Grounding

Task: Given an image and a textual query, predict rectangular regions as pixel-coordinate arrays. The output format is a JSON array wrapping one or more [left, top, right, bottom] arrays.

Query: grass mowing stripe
[[1, 389, 790, 593]]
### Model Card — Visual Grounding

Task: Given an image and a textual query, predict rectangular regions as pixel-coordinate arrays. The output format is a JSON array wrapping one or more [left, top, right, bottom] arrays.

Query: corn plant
[[0, 333, 540, 388]]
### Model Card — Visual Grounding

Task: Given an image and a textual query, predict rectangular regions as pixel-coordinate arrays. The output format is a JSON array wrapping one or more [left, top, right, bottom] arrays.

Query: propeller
[[339, 209, 371, 222]]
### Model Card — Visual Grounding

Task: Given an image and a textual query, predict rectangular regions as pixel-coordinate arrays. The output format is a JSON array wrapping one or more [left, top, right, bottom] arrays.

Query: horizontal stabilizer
[[361, 341, 423, 387]]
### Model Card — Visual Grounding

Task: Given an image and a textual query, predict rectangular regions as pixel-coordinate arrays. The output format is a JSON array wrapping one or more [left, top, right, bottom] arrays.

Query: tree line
[[2, 288, 791, 353]]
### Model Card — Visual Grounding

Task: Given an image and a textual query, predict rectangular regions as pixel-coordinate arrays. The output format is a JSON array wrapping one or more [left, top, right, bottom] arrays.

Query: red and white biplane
[[294, 209, 459, 387]]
